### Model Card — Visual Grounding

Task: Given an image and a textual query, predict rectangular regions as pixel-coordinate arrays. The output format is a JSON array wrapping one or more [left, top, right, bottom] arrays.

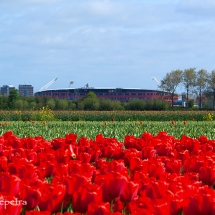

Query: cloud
[[176, 0, 215, 16], [40, 36, 64, 45], [0, 0, 215, 92], [87, 0, 115, 16]]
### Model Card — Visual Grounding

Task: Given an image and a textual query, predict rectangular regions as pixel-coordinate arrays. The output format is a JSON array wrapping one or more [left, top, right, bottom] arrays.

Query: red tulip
[[180, 135, 200, 153], [51, 137, 65, 150], [0, 156, 7, 172], [165, 159, 182, 174], [199, 164, 215, 186], [130, 157, 148, 174], [104, 172, 128, 199], [0, 173, 21, 196], [96, 159, 128, 176], [145, 180, 169, 199], [78, 137, 90, 149], [0, 196, 24, 215], [8, 159, 38, 181], [154, 142, 173, 156], [68, 160, 95, 177], [124, 135, 145, 151], [142, 147, 156, 159], [65, 133, 77, 145], [184, 156, 206, 173], [148, 161, 165, 179], [26, 151, 38, 164], [87, 202, 110, 215], [153, 199, 170, 215], [130, 209, 152, 215], [166, 190, 183, 215], [18, 184, 41, 210], [120, 180, 139, 202], [141, 132, 153, 143], [56, 213, 81, 215], [133, 171, 150, 191], [113, 200, 124, 212], [183, 186, 215, 215], [123, 148, 142, 167], [63, 174, 91, 197], [22, 137, 38, 149], [89, 148, 101, 163], [126, 195, 154, 214], [26, 211, 51, 215], [95, 171, 128, 202], [38, 184, 66, 213], [52, 163, 69, 178], [176, 149, 190, 164], [78, 152, 91, 163], [72, 184, 102, 213], [55, 148, 71, 164]]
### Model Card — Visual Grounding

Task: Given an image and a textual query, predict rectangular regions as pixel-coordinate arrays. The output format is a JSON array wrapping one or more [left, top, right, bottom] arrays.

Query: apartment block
[[0, 85, 16, 96], [18, 84, 34, 97]]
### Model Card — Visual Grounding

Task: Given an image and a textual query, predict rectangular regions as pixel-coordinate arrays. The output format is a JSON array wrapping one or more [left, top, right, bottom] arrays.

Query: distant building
[[0, 85, 16, 96], [19, 85, 34, 97]]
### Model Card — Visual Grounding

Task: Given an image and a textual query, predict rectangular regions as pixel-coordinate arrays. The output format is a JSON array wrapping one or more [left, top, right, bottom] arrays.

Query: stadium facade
[[34, 87, 178, 103]]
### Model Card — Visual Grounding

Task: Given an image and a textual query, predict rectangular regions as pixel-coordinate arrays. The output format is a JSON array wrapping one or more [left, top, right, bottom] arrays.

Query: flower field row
[[0, 130, 215, 215], [0, 110, 215, 121], [1, 121, 215, 141]]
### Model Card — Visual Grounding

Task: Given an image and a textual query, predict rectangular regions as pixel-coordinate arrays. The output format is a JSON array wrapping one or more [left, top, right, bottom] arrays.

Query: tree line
[[0, 90, 171, 111], [1, 67, 215, 111], [159, 68, 215, 109]]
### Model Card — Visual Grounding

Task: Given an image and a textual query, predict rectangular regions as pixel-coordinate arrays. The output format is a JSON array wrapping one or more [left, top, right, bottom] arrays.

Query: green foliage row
[[0, 89, 182, 111], [1, 121, 215, 141], [0, 110, 215, 121]]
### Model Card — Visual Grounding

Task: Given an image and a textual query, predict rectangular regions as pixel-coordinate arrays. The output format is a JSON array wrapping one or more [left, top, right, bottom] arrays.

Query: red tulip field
[[0, 119, 215, 215]]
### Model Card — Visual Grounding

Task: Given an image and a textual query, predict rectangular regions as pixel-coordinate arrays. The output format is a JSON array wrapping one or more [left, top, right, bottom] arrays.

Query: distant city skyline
[[0, 84, 34, 97], [1, 0, 215, 93]]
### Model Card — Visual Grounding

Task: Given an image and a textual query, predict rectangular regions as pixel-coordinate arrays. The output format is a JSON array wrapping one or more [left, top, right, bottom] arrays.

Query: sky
[[0, 0, 215, 93]]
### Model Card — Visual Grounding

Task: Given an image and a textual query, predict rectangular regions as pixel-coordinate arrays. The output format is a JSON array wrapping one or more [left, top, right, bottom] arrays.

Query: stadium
[[34, 79, 179, 103]]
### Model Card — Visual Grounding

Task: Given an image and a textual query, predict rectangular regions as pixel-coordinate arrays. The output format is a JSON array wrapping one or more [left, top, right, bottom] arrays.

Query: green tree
[[86, 91, 98, 99], [195, 69, 209, 108], [34, 96, 44, 109], [99, 99, 114, 110], [81, 91, 100, 110], [23, 100, 29, 110], [125, 99, 146, 110], [68, 101, 76, 110], [182, 68, 197, 108], [112, 100, 124, 110], [23, 96, 35, 109], [8, 89, 20, 109], [77, 101, 84, 110], [153, 99, 170, 110], [14, 99, 23, 110], [57, 99, 69, 110], [145, 100, 153, 110], [160, 69, 183, 110], [0, 95, 8, 110], [188, 99, 194, 108], [29, 101, 37, 110], [205, 70, 215, 109], [46, 99, 56, 110], [83, 97, 100, 110]]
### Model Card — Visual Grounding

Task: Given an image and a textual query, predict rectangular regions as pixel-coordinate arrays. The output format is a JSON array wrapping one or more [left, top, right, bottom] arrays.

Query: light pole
[[68, 81, 74, 99]]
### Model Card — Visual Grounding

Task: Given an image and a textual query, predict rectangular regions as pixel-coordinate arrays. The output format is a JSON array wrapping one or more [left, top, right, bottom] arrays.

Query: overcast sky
[[1, 0, 215, 93]]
